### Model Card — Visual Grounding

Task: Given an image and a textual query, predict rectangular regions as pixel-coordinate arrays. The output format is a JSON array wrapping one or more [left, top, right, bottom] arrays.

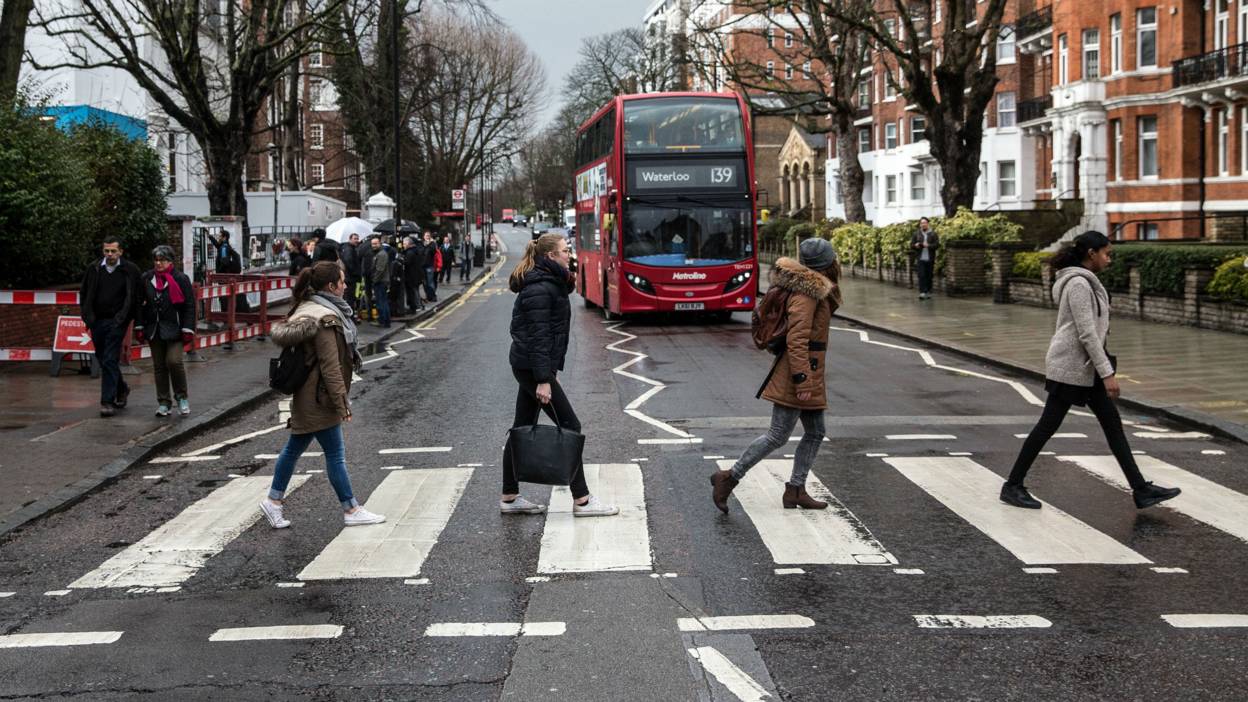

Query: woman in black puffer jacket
[[501, 233, 617, 518]]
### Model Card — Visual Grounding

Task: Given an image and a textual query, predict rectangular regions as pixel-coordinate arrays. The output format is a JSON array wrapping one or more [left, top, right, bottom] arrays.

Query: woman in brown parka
[[259, 262, 385, 529], [710, 238, 842, 512]]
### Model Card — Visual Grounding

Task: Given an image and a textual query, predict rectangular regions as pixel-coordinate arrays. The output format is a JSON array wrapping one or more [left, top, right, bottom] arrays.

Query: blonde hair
[[509, 233, 566, 291]]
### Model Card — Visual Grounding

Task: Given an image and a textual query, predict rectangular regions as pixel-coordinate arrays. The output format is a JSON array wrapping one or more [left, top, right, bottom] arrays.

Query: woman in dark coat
[[286, 238, 312, 276], [500, 233, 617, 517], [136, 245, 195, 417]]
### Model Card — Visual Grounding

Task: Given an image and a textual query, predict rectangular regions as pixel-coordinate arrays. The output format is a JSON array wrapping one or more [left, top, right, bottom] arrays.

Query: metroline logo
[[671, 272, 707, 280]]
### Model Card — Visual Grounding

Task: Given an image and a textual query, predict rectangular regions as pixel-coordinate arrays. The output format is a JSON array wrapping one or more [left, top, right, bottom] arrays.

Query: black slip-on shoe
[[1000, 482, 1042, 509], [1134, 482, 1181, 509]]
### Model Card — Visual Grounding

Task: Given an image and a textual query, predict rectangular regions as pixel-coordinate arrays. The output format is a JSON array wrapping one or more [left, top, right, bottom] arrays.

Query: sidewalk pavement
[[759, 262, 1248, 443], [0, 263, 499, 538]]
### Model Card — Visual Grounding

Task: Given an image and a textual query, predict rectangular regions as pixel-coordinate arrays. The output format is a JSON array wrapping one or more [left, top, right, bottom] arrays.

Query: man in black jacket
[[340, 233, 363, 315], [80, 236, 141, 417], [910, 217, 940, 300], [402, 236, 427, 313], [439, 234, 456, 285]]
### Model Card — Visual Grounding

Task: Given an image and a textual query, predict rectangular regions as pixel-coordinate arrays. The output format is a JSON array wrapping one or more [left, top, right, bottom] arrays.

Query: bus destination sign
[[630, 162, 741, 191]]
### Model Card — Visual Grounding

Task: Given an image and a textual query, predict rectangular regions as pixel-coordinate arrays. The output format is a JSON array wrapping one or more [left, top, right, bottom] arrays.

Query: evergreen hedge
[[1206, 255, 1248, 303], [1099, 244, 1248, 296]]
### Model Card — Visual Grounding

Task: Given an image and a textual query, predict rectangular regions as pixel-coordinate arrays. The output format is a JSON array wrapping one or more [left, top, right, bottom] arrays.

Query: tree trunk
[[203, 136, 251, 223], [932, 119, 982, 216], [835, 113, 867, 223], [283, 61, 302, 190], [0, 0, 35, 102]]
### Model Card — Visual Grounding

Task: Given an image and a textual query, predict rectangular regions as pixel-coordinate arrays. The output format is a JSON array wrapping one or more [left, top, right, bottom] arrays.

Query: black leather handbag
[[507, 405, 584, 486]]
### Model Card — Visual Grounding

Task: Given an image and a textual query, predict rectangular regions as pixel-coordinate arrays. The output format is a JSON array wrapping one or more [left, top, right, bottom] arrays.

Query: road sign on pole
[[451, 189, 466, 211], [53, 316, 95, 354]]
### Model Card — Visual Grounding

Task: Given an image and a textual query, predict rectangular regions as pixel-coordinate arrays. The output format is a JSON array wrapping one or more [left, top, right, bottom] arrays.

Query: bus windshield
[[623, 98, 745, 154], [622, 203, 752, 267]]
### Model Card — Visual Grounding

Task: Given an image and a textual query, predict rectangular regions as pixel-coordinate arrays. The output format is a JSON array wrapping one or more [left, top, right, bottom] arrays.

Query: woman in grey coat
[[1000, 231, 1180, 510]]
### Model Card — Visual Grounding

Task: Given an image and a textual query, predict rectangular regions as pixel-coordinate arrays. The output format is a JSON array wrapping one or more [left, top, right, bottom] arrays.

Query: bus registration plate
[[674, 302, 705, 311]]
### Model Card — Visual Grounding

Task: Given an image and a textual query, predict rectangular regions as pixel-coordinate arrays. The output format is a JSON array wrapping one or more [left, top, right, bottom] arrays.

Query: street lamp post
[[391, 0, 402, 224]]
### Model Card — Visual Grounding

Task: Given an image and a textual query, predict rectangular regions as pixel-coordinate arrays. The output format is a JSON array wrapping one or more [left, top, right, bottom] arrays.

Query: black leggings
[[1008, 379, 1146, 489], [503, 368, 588, 499]]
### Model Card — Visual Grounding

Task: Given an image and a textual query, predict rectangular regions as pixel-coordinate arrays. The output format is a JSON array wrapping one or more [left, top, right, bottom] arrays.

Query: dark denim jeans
[[90, 320, 129, 405], [372, 282, 391, 326], [269, 425, 358, 510], [423, 267, 437, 301]]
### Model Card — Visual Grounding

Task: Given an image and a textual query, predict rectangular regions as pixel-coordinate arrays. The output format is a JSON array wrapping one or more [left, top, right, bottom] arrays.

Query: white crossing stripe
[[637, 437, 703, 444], [1161, 614, 1248, 628], [886, 434, 956, 440], [1059, 455, 1248, 544], [1023, 567, 1058, 574], [774, 568, 805, 575], [538, 464, 651, 574], [719, 459, 897, 566], [208, 624, 343, 642], [69, 476, 308, 589], [1202, 450, 1226, 456], [678, 614, 815, 632], [43, 590, 70, 596], [894, 568, 925, 575], [687, 647, 773, 702], [297, 468, 472, 581], [255, 452, 321, 460], [1152, 567, 1188, 574], [1133, 431, 1211, 440], [149, 455, 219, 464], [377, 447, 453, 454], [883, 457, 1150, 565], [1013, 432, 1086, 439], [0, 631, 124, 648], [424, 622, 565, 637], [914, 615, 1051, 629], [0, 592, 14, 598]]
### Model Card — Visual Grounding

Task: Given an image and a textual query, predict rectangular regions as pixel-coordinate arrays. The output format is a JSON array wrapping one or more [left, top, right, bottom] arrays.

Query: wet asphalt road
[[0, 224, 1245, 700]]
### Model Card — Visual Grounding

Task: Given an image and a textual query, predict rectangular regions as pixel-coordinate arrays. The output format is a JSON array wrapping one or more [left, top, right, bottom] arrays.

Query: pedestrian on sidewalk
[[421, 231, 439, 302], [260, 262, 385, 529], [211, 230, 251, 314], [341, 232, 363, 316], [439, 234, 456, 285], [1000, 231, 1181, 511], [80, 236, 141, 417], [459, 232, 474, 282], [312, 228, 339, 263], [501, 234, 618, 517], [402, 236, 427, 313], [135, 246, 195, 417], [710, 238, 843, 513], [286, 238, 312, 277], [910, 217, 939, 300], [369, 235, 392, 328], [385, 238, 405, 316]]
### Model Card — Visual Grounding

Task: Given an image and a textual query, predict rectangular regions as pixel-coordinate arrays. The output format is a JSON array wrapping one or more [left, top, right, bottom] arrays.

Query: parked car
[[567, 238, 577, 273], [531, 221, 551, 240], [513, 214, 528, 227]]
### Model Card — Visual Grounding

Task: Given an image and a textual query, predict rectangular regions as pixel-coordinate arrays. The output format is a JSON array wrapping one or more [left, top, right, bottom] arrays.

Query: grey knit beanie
[[798, 237, 837, 270]]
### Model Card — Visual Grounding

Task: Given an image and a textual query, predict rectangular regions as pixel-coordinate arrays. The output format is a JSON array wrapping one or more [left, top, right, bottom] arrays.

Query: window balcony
[[1015, 6, 1052, 54], [1018, 95, 1052, 124], [1173, 42, 1248, 89]]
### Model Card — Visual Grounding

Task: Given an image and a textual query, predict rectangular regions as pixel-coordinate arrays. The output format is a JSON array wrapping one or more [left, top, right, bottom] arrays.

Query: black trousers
[[503, 368, 588, 499], [916, 259, 934, 294], [1008, 378, 1146, 489]]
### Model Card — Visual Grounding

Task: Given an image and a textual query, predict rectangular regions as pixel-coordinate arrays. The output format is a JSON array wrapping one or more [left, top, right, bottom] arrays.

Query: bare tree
[[688, 2, 874, 222], [562, 27, 680, 127], [0, 0, 36, 102], [826, 0, 1008, 215], [30, 0, 344, 223]]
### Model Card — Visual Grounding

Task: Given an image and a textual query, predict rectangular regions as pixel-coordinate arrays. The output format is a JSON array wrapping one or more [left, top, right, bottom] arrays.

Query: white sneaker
[[343, 507, 386, 526], [260, 500, 290, 529], [500, 496, 547, 514], [573, 495, 619, 517]]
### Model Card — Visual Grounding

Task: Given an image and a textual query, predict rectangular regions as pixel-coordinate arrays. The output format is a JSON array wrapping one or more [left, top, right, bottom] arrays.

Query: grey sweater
[[1045, 267, 1114, 387]]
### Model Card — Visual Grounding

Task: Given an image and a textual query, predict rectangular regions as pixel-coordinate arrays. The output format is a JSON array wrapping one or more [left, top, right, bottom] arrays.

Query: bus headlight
[[723, 269, 753, 293], [625, 272, 655, 294]]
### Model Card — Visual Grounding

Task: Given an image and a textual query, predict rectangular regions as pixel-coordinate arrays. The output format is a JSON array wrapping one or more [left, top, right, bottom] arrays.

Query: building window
[[885, 174, 897, 204], [310, 163, 325, 187], [998, 161, 1017, 197], [1058, 34, 1068, 85], [309, 43, 323, 68], [1139, 222, 1159, 240], [910, 170, 926, 201], [884, 19, 896, 38], [785, 32, 793, 48], [883, 71, 895, 99], [1110, 14, 1122, 74], [1241, 106, 1248, 174], [1113, 119, 1123, 181], [997, 27, 1015, 63], [309, 123, 324, 150], [997, 92, 1016, 128], [1138, 116, 1158, 178], [832, 175, 842, 203], [1082, 29, 1100, 79], [766, 61, 775, 77], [767, 28, 774, 47], [885, 122, 897, 149], [1137, 7, 1157, 69], [1218, 109, 1230, 175], [858, 127, 871, 153], [802, 61, 811, 78], [911, 116, 927, 142], [309, 78, 323, 109], [978, 161, 988, 197], [857, 80, 869, 107], [785, 64, 794, 80]]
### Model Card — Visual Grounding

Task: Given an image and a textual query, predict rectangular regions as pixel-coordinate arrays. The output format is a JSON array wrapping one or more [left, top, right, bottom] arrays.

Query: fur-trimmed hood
[[769, 257, 835, 300], [271, 300, 343, 348]]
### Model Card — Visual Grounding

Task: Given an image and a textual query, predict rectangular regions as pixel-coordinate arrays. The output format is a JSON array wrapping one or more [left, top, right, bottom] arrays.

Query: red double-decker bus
[[572, 92, 758, 320]]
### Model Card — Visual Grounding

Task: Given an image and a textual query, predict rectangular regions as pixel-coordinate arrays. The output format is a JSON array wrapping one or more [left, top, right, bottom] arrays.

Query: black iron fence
[[1015, 6, 1052, 39], [1173, 42, 1248, 88], [1018, 96, 1052, 123]]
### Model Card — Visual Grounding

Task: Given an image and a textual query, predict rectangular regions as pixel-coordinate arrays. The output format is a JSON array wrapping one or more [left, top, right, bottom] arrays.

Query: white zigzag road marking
[[361, 329, 426, 366], [604, 323, 696, 441]]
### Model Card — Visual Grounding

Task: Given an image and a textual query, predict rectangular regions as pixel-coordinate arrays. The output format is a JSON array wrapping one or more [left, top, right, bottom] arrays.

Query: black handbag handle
[[505, 386, 564, 436]]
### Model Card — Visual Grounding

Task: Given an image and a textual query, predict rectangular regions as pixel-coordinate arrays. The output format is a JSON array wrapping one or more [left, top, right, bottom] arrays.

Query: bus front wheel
[[602, 285, 616, 321]]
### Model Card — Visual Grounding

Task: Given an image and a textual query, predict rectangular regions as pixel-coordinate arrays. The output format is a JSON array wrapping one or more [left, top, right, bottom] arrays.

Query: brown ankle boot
[[709, 471, 739, 513], [783, 484, 828, 509]]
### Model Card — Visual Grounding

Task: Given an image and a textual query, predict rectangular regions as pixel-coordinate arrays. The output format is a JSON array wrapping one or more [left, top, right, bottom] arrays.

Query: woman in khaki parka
[[710, 238, 842, 512]]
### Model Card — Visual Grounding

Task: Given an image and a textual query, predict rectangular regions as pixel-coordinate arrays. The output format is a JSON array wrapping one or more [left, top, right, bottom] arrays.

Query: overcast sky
[[490, 0, 654, 127]]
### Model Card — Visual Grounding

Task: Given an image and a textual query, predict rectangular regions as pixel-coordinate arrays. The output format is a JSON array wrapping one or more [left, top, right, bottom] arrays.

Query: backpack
[[750, 287, 794, 354], [269, 344, 311, 395], [219, 244, 242, 274]]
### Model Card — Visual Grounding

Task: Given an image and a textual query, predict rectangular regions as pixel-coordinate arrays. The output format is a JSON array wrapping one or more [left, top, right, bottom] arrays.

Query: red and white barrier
[[0, 291, 81, 305]]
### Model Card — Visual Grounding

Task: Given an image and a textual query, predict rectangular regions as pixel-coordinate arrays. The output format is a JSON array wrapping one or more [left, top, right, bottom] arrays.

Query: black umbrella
[[373, 218, 421, 235]]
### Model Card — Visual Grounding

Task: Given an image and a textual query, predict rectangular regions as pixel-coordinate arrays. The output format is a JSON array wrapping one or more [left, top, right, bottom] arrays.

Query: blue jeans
[[269, 425, 358, 510], [372, 282, 390, 326], [423, 267, 437, 301], [90, 320, 129, 404], [731, 405, 826, 487], [459, 257, 471, 280]]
